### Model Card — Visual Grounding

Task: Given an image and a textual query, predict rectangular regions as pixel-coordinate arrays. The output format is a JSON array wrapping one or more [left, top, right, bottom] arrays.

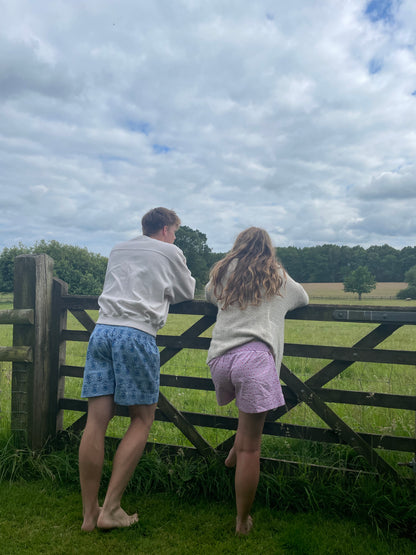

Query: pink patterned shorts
[[208, 341, 285, 414]]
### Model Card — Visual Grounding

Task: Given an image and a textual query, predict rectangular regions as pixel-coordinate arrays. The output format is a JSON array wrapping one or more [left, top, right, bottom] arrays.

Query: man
[[79, 207, 195, 531]]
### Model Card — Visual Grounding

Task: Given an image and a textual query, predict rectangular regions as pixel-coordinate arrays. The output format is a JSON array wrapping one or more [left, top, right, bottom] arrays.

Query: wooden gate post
[[12, 254, 54, 449], [49, 278, 68, 434]]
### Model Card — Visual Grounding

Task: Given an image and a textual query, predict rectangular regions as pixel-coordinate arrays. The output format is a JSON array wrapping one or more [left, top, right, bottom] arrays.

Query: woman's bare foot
[[97, 507, 138, 530], [225, 447, 236, 468], [81, 507, 101, 532], [236, 515, 253, 536]]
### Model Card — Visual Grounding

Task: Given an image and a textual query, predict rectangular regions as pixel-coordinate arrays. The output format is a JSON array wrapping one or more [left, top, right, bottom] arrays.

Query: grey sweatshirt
[[97, 235, 195, 336]]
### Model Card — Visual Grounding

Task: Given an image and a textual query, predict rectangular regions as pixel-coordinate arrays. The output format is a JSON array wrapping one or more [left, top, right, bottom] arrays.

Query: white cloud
[[1, 0, 416, 257]]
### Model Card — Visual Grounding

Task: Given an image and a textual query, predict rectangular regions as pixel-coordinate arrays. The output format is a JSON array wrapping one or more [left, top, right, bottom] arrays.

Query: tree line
[[1, 229, 416, 296], [275, 243, 416, 283]]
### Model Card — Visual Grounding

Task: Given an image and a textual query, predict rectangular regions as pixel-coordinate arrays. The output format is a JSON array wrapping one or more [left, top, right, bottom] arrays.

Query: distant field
[[302, 282, 408, 300]]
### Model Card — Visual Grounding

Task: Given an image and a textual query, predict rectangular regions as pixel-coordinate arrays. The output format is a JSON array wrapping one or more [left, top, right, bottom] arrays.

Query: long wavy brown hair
[[209, 227, 286, 310]]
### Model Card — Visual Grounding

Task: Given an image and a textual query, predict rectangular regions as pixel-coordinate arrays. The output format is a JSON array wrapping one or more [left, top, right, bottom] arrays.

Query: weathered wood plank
[[55, 297, 416, 321], [49, 278, 68, 434], [64, 413, 87, 434], [169, 300, 217, 316], [284, 343, 416, 365], [12, 254, 54, 449], [62, 330, 91, 342], [60, 365, 84, 378], [69, 309, 96, 333], [57, 365, 416, 412], [157, 335, 211, 350], [0, 346, 32, 363], [263, 325, 402, 425], [58, 395, 216, 457], [333, 308, 416, 324], [59, 398, 416, 454], [0, 309, 34, 325], [316, 388, 416, 410], [305, 324, 402, 389], [160, 374, 215, 390], [60, 295, 99, 310], [159, 315, 215, 366], [280, 363, 399, 477], [157, 392, 216, 457]]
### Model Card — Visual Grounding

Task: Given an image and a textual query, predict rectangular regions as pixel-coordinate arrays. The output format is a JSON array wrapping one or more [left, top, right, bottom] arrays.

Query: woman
[[205, 227, 308, 535]]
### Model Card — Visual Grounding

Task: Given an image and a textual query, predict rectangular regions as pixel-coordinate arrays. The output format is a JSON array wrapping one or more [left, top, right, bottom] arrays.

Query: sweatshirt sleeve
[[167, 248, 196, 304], [204, 279, 218, 306], [285, 274, 309, 311]]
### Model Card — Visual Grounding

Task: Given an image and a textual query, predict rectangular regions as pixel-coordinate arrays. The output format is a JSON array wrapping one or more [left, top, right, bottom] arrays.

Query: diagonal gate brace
[[280, 363, 398, 478], [157, 314, 217, 458]]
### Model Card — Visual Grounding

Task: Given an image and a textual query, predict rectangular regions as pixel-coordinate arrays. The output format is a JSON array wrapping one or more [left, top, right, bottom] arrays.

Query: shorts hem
[[236, 400, 286, 414], [114, 396, 159, 406]]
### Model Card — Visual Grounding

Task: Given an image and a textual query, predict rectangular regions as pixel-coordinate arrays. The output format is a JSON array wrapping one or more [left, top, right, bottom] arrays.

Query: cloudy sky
[[1, 0, 415, 256]]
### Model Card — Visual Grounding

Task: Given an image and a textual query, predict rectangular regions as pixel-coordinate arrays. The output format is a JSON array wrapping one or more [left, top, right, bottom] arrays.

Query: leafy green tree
[[175, 226, 216, 293], [0, 241, 107, 294], [0, 244, 31, 292], [276, 246, 304, 281], [343, 266, 376, 300], [404, 265, 416, 287], [397, 265, 416, 299], [400, 246, 416, 276]]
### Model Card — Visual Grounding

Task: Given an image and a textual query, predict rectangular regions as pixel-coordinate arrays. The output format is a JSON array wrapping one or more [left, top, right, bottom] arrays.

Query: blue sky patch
[[125, 120, 150, 135], [364, 0, 399, 24], [369, 58, 383, 74], [152, 144, 171, 154]]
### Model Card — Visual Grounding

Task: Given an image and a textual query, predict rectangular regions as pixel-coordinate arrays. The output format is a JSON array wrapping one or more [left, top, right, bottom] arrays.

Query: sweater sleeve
[[284, 275, 309, 311], [204, 279, 218, 306], [166, 248, 196, 304]]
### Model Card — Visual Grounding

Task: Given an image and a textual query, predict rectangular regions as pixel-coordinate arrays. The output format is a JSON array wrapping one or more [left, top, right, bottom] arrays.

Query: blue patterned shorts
[[81, 324, 160, 406]]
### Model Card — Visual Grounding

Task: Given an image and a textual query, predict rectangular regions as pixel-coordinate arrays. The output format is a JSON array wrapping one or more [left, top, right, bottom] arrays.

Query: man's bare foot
[[225, 447, 236, 468], [81, 507, 101, 532], [97, 507, 138, 530], [236, 515, 253, 536]]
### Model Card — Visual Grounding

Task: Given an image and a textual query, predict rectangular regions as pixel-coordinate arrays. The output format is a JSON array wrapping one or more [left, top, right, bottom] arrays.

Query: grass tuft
[[1, 433, 415, 542]]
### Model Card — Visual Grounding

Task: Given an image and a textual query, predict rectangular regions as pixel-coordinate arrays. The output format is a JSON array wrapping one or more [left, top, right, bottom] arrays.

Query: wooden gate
[[8, 255, 416, 478]]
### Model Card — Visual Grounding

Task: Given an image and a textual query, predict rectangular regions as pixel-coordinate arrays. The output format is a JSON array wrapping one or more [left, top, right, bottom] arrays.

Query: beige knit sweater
[[205, 268, 309, 376]]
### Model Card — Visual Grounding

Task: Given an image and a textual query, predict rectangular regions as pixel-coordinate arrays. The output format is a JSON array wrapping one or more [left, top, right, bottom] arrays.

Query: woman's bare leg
[[96, 403, 156, 529], [233, 410, 267, 535], [79, 395, 115, 531]]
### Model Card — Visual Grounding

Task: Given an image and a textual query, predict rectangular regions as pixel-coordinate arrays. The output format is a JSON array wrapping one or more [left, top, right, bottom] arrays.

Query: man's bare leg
[[79, 395, 115, 531], [97, 403, 156, 529], [233, 410, 267, 535]]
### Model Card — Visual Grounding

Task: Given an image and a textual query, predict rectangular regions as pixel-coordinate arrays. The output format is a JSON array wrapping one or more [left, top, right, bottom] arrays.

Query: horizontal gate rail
[[0, 309, 34, 325], [59, 398, 416, 454], [333, 309, 416, 324], [0, 309, 33, 363]]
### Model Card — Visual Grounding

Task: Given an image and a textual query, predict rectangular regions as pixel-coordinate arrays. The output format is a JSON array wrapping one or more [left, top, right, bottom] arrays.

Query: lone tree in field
[[343, 266, 376, 300], [397, 264, 416, 299]]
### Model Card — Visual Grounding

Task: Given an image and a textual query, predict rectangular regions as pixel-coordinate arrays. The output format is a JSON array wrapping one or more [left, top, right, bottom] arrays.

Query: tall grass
[[0, 433, 416, 543]]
